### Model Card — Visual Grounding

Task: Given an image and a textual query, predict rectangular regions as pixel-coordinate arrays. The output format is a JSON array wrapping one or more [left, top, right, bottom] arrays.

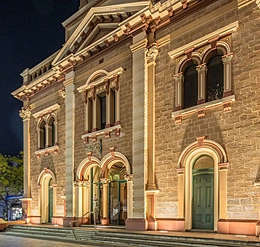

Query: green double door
[[91, 180, 127, 225], [192, 169, 214, 230]]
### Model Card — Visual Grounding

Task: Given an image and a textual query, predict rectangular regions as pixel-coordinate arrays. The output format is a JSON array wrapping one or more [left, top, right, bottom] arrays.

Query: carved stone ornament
[[19, 107, 31, 120], [124, 174, 133, 181], [59, 90, 66, 99], [146, 44, 158, 63]]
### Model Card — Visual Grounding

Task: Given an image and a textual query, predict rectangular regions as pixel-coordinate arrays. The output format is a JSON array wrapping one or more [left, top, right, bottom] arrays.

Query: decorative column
[[145, 44, 159, 230], [177, 168, 185, 219], [196, 64, 207, 104], [91, 87, 97, 131], [174, 73, 184, 110], [52, 184, 57, 223], [74, 182, 83, 218], [124, 174, 133, 219], [82, 183, 90, 224], [126, 31, 148, 231], [217, 163, 229, 234], [100, 178, 110, 225], [115, 75, 120, 124], [19, 107, 32, 223], [218, 163, 229, 219], [105, 79, 111, 127], [146, 44, 158, 190], [63, 70, 76, 226], [54, 120, 58, 145], [46, 124, 50, 147], [222, 53, 233, 97]]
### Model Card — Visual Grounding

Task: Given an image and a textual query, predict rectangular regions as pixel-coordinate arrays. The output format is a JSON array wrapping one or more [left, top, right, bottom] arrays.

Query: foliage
[[0, 152, 23, 220]]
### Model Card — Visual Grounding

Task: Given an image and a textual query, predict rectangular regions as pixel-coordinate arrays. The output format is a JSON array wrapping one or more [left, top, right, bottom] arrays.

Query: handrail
[[70, 211, 96, 240]]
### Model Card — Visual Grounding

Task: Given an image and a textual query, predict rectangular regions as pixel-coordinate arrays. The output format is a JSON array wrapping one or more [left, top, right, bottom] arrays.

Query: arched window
[[183, 64, 198, 108], [48, 117, 56, 147], [39, 120, 46, 149], [206, 54, 224, 102]]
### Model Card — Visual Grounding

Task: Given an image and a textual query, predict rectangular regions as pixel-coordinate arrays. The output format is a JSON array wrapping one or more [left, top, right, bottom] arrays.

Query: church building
[[12, 0, 260, 235]]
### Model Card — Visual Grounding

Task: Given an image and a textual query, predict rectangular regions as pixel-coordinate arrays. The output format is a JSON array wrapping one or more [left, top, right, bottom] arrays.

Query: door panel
[[193, 172, 214, 230]]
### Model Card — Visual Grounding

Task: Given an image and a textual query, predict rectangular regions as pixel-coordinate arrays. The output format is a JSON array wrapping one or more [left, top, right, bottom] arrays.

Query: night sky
[[0, 0, 79, 155]]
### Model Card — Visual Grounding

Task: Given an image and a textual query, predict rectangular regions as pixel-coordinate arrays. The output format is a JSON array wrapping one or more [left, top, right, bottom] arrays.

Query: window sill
[[82, 124, 121, 143], [35, 145, 59, 158], [172, 95, 235, 124]]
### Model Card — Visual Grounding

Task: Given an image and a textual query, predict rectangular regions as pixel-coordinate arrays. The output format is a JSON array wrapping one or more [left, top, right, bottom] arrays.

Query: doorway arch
[[37, 168, 57, 224], [75, 151, 132, 225], [177, 138, 228, 231]]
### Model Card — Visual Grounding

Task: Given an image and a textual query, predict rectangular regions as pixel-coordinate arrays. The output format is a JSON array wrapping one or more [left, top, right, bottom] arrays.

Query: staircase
[[4, 225, 260, 247]]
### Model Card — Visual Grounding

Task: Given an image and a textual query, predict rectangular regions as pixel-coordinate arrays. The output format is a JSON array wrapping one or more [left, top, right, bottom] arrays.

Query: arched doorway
[[108, 162, 127, 225], [177, 138, 228, 231], [192, 155, 214, 230], [38, 168, 56, 224], [76, 151, 132, 226]]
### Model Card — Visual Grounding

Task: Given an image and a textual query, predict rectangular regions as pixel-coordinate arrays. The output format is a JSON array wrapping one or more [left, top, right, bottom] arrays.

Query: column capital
[[174, 72, 184, 80], [146, 43, 158, 63], [124, 174, 133, 181], [19, 107, 31, 121], [222, 53, 233, 63], [196, 63, 207, 71]]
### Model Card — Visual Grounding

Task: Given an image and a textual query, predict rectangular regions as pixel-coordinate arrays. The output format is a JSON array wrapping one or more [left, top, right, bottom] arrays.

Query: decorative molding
[[172, 95, 235, 125], [197, 109, 205, 119], [146, 44, 158, 63], [168, 21, 238, 59], [196, 136, 205, 147], [82, 124, 122, 143], [19, 107, 31, 121], [35, 145, 59, 158], [218, 163, 229, 170], [124, 174, 133, 181], [32, 104, 60, 118], [77, 67, 124, 92]]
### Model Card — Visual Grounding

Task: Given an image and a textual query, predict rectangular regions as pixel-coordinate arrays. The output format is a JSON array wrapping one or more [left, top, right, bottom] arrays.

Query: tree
[[0, 152, 23, 220]]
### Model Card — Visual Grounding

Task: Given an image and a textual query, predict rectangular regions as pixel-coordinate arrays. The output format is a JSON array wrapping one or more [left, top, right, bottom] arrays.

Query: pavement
[[0, 234, 100, 247]]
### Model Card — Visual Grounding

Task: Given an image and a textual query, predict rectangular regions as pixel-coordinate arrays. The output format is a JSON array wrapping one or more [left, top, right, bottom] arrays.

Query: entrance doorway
[[109, 180, 127, 225], [192, 155, 214, 230]]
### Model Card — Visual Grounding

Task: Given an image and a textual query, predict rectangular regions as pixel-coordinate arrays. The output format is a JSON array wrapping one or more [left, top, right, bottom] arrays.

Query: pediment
[[52, 2, 150, 67]]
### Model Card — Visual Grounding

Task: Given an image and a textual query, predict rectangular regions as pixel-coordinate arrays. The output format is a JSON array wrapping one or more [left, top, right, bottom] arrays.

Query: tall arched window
[[39, 120, 46, 149], [48, 117, 55, 147], [206, 54, 224, 102], [183, 64, 198, 108]]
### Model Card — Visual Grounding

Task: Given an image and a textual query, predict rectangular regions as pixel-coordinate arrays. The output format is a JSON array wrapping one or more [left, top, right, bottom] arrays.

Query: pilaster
[[126, 31, 148, 231], [63, 70, 76, 226], [19, 107, 32, 222]]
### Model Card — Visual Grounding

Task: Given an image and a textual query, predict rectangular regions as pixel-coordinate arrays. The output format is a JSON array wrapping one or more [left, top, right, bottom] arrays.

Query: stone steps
[[4, 225, 260, 247]]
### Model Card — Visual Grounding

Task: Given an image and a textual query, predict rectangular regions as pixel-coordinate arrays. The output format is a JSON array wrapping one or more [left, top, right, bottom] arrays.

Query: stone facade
[[12, 0, 260, 236]]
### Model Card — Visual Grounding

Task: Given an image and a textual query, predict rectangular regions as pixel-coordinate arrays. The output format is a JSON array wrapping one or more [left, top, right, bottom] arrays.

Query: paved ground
[[0, 234, 100, 247]]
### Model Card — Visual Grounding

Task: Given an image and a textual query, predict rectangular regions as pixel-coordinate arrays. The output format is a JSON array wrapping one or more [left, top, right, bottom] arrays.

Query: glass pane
[[206, 55, 224, 102], [184, 64, 198, 108], [193, 156, 214, 170], [100, 96, 106, 129]]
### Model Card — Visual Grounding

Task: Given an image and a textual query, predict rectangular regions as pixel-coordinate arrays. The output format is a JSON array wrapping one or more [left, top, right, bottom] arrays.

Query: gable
[[52, 2, 150, 67]]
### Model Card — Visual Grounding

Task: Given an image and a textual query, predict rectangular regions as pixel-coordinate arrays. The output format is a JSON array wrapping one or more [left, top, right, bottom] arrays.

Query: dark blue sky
[[0, 0, 79, 155]]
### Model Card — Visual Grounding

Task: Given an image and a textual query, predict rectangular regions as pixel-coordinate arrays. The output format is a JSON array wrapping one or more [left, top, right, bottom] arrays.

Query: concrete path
[[0, 234, 100, 247]]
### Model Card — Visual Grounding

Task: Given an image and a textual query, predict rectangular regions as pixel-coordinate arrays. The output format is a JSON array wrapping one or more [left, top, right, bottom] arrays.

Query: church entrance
[[109, 180, 127, 225], [192, 156, 214, 230]]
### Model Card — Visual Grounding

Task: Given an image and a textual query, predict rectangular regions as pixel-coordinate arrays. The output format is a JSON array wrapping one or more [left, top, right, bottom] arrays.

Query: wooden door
[[192, 170, 214, 230]]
